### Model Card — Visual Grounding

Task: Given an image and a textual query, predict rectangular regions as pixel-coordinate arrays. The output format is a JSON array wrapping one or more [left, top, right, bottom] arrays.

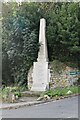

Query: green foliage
[[1, 87, 15, 100], [41, 86, 79, 98], [2, 3, 80, 86], [1, 86, 27, 100], [2, 86, 19, 93], [14, 91, 21, 97], [2, 3, 40, 86], [50, 60, 65, 74], [46, 3, 80, 62]]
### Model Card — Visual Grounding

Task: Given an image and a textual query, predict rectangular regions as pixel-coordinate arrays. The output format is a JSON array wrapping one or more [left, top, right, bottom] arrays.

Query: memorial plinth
[[31, 18, 50, 91]]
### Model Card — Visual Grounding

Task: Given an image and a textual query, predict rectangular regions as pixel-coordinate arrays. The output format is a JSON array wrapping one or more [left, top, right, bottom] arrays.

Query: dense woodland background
[[2, 2, 80, 86]]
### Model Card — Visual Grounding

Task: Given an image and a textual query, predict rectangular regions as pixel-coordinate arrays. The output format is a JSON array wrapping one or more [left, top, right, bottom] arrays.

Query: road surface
[[2, 96, 79, 118]]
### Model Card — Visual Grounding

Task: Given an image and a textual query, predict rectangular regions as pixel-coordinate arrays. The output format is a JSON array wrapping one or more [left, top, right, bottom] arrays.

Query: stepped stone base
[[31, 62, 50, 91]]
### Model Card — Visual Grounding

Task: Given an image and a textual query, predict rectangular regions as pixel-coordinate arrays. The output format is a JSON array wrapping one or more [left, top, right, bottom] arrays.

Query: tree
[[2, 2, 80, 86], [46, 3, 80, 63], [2, 3, 40, 86]]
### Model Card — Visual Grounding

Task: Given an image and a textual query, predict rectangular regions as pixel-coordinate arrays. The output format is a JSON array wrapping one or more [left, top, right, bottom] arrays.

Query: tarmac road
[[2, 96, 79, 118]]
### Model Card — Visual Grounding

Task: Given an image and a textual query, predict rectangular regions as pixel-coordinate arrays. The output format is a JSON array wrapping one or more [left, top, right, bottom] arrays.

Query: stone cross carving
[[31, 18, 50, 91]]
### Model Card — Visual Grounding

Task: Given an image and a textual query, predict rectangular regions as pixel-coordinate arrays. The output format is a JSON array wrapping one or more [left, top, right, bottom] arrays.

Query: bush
[[1, 86, 23, 102]]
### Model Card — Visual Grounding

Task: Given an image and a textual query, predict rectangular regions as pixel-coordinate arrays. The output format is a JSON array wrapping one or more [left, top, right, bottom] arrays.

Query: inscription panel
[[33, 63, 47, 83]]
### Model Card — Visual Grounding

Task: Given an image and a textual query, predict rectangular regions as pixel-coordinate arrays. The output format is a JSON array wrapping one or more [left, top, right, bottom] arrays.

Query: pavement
[[0, 94, 79, 110], [2, 96, 79, 118], [0, 100, 52, 110]]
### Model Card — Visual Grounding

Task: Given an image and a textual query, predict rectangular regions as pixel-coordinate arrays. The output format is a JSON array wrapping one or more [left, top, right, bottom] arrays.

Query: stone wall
[[49, 65, 78, 88], [28, 61, 79, 90], [27, 66, 33, 90]]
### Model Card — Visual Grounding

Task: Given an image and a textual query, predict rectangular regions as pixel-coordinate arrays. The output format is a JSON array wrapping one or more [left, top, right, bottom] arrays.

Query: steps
[[21, 91, 41, 97]]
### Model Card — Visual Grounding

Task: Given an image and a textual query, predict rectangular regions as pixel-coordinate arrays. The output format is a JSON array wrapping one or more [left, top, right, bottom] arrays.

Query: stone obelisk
[[31, 18, 50, 91]]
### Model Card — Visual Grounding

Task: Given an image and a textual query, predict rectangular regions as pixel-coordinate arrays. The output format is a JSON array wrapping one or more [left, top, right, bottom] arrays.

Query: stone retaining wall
[[28, 61, 79, 90]]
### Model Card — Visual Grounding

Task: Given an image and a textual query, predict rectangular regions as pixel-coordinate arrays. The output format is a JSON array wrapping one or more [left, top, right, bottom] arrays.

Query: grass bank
[[41, 86, 80, 98], [0, 86, 28, 103], [0, 86, 80, 103]]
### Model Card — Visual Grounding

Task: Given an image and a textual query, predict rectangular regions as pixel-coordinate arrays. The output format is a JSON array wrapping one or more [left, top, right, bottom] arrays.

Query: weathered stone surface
[[27, 67, 33, 90], [49, 64, 79, 88], [37, 95, 50, 101], [31, 18, 50, 91], [37, 97, 43, 101], [28, 61, 79, 89], [43, 95, 50, 100], [31, 62, 50, 91]]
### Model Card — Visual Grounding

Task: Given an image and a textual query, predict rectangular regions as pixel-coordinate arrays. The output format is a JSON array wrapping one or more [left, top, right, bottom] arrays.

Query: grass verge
[[40, 86, 80, 98]]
